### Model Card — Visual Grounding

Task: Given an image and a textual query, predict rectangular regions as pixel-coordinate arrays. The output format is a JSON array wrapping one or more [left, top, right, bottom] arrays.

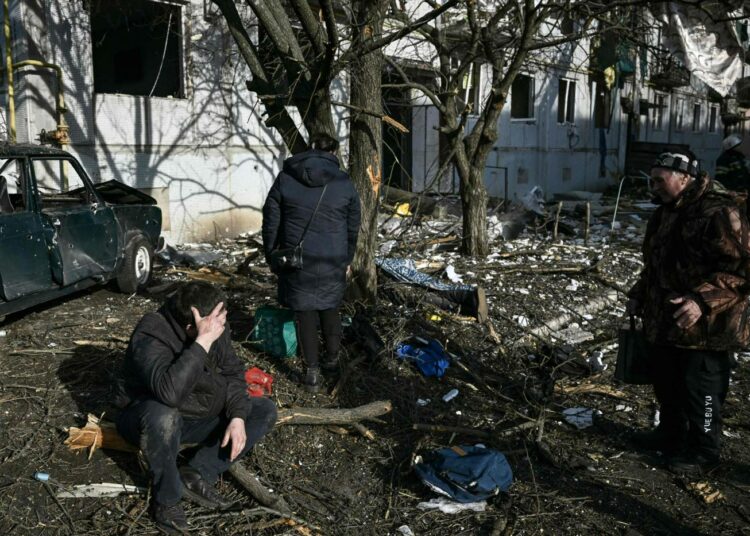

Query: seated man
[[115, 282, 277, 534]]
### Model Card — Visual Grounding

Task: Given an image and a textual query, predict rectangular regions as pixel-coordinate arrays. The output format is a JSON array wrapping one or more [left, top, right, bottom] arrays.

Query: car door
[[32, 157, 119, 287], [0, 157, 55, 300]]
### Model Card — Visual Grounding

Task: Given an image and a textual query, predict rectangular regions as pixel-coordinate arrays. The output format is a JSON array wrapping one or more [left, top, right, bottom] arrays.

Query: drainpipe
[[8, 59, 69, 147], [1, 1, 68, 148], [4, 0, 15, 143]]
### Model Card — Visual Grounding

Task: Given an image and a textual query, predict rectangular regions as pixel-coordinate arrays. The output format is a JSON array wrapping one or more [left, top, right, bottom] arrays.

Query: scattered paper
[[417, 497, 487, 514], [445, 265, 463, 284], [57, 483, 146, 499]]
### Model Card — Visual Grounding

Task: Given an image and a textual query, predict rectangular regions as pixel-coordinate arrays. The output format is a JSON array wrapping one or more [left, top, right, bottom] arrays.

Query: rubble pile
[[0, 191, 748, 535]]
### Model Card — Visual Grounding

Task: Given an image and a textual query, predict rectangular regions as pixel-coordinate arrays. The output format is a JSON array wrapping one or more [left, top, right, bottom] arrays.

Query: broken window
[[557, 78, 576, 124], [90, 0, 184, 98], [0, 158, 28, 213], [708, 105, 718, 133], [32, 159, 96, 211], [674, 98, 685, 131], [510, 74, 535, 120], [651, 93, 666, 131], [692, 103, 702, 132], [591, 79, 611, 129]]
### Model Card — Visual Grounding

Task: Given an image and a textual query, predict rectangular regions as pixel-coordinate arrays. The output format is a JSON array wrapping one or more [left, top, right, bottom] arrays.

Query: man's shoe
[[630, 428, 680, 455], [667, 453, 721, 476], [303, 367, 321, 393], [153, 502, 189, 535], [180, 467, 235, 510]]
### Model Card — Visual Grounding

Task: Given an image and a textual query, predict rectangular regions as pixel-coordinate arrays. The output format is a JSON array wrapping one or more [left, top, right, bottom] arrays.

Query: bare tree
[[211, 0, 457, 301], [386, 0, 724, 256]]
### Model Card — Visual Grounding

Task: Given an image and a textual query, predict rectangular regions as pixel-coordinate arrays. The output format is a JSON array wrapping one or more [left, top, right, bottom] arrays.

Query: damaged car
[[0, 143, 162, 321]]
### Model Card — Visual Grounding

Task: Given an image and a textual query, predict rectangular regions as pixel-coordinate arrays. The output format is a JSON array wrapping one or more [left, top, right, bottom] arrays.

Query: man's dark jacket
[[716, 148, 750, 192], [116, 306, 249, 420], [262, 149, 361, 311]]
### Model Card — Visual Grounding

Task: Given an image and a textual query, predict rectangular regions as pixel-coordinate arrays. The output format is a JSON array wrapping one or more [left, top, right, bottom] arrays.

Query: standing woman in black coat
[[262, 134, 361, 392]]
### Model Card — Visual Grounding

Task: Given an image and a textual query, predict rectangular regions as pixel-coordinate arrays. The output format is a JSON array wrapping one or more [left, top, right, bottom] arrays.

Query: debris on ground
[[0, 189, 748, 535]]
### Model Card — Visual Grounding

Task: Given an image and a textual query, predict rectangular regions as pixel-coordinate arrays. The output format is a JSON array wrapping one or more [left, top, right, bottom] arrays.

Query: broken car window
[[0, 158, 28, 212], [32, 159, 94, 211]]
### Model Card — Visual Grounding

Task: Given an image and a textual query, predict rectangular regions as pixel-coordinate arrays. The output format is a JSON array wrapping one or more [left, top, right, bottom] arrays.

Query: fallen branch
[[412, 420, 537, 439], [514, 291, 619, 346], [555, 383, 628, 399], [276, 400, 392, 426], [227, 464, 292, 514], [67, 401, 393, 452]]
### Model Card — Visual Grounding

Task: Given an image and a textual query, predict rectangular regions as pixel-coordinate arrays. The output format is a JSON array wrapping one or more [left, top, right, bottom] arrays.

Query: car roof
[[0, 143, 72, 158]]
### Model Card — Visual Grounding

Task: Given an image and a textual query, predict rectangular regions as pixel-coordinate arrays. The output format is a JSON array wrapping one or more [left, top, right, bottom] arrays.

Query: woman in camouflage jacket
[[627, 150, 750, 475]]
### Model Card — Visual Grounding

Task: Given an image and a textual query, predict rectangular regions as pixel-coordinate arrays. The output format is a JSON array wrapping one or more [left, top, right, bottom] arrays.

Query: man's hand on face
[[670, 296, 702, 329], [192, 302, 227, 353], [221, 417, 246, 462]]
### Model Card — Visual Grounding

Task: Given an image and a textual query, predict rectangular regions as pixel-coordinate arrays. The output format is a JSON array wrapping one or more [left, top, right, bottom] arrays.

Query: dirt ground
[[0, 200, 749, 536]]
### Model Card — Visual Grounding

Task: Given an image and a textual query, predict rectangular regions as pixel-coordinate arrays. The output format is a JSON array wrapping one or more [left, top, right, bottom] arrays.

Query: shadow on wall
[[14, 0, 295, 242]]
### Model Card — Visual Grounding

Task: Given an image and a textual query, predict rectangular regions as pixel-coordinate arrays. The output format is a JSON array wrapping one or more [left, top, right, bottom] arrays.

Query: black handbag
[[268, 184, 327, 273], [614, 314, 652, 384]]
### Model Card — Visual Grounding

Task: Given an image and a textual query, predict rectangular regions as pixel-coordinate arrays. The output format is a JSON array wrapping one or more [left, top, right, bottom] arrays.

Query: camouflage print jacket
[[628, 176, 750, 350]]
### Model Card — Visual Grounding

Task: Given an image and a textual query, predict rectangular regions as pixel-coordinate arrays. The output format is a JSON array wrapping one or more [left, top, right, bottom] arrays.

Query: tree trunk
[[460, 164, 490, 257], [347, 1, 387, 304]]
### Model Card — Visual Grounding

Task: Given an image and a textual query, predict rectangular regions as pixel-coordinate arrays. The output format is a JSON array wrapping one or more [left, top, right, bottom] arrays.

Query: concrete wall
[[1, 0, 290, 243]]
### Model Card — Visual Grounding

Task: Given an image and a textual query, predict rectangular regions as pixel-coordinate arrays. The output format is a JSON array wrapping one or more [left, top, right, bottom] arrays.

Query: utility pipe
[[2, 1, 68, 147], [5, 59, 69, 146], [4, 0, 15, 143]]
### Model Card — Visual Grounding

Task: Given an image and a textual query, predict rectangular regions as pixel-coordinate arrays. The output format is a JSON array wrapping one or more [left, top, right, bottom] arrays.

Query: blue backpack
[[414, 445, 513, 503]]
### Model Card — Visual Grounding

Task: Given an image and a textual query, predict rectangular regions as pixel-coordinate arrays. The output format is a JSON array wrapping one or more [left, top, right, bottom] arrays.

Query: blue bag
[[414, 445, 513, 503], [395, 337, 451, 378]]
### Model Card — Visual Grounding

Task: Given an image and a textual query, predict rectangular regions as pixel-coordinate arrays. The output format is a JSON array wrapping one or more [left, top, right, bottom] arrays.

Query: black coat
[[116, 306, 249, 420], [262, 150, 360, 311]]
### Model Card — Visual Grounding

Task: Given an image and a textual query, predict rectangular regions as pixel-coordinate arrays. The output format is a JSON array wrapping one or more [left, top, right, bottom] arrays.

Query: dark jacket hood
[[283, 149, 345, 187]]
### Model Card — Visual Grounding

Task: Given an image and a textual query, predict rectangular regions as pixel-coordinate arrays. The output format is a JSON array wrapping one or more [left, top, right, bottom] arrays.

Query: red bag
[[245, 367, 273, 397]]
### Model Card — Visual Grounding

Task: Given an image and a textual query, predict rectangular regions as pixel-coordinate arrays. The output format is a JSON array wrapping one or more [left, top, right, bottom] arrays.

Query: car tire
[[117, 235, 154, 294]]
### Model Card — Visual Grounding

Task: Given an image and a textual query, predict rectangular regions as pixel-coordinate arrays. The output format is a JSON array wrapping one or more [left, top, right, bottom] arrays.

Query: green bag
[[252, 306, 298, 358]]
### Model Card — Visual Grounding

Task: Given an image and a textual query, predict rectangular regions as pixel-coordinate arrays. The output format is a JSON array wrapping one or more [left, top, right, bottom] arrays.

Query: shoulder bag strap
[[296, 183, 328, 246]]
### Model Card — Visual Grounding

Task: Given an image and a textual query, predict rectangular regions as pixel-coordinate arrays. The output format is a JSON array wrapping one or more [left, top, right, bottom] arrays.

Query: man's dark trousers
[[651, 345, 732, 459], [117, 397, 277, 506]]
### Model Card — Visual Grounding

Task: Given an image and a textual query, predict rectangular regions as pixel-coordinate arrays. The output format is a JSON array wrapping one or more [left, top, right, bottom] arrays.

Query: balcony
[[649, 57, 691, 89]]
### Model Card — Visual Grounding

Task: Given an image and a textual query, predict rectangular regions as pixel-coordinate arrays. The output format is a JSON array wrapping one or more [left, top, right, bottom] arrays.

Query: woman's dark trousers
[[294, 308, 341, 369]]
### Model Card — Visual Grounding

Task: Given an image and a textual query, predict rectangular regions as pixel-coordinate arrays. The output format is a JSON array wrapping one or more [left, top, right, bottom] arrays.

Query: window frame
[[510, 73, 536, 121], [557, 78, 576, 125], [708, 104, 719, 133], [674, 97, 685, 132], [90, 0, 187, 99], [691, 102, 702, 132], [651, 93, 667, 131]]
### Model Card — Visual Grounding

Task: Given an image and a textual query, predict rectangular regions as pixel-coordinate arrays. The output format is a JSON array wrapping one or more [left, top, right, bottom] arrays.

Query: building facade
[[0, 1, 743, 241]]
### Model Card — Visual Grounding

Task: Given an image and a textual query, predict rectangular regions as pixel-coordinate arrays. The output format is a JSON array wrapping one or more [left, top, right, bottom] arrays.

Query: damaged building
[[0, 0, 747, 241]]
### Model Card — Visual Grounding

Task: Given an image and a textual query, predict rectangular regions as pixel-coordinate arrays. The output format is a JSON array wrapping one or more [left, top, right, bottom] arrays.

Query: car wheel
[[117, 235, 153, 294]]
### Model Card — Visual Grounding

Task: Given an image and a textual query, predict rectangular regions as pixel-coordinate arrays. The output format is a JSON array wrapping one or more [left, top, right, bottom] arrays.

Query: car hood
[[94, 180, 157, 205]]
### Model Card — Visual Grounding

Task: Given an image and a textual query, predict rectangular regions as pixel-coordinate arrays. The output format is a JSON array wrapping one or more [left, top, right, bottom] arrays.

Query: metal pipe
[[8, 59, 68, 139], [4, 0, 15, 143]]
